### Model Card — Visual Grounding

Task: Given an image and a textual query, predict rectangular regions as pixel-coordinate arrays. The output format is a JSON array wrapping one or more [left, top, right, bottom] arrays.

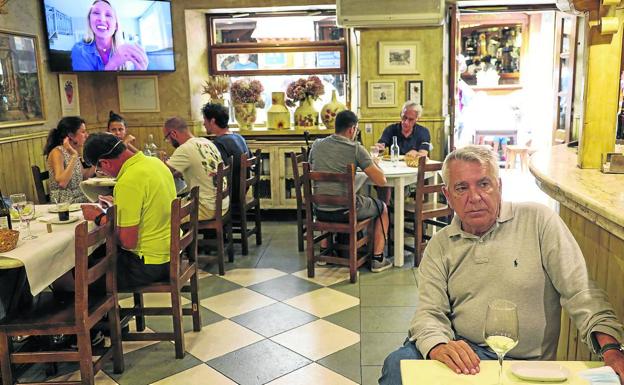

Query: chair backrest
[[170, 186, 199, 281], [289, 148, 308, 211], [302, 162, 357, 227], [414, 156, 454, 220], [214, 156, 233, 221], [31, 165, 50, 204], [73, 206, 117, 320], [240, 149, 261, 205]]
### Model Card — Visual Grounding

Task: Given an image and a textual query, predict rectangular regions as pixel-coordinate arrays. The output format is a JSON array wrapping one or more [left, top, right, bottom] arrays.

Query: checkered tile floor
[[18, 221, 420, 385]]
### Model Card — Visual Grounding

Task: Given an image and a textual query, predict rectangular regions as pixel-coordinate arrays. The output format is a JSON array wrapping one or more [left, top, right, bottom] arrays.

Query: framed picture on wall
[[368, 80, 397, 108], [59, 74, 80, 116], [118, 75, 160, 113], [378, 41, 420, 74], [407, 80, 423, 107], [0, 30, 45, 129]]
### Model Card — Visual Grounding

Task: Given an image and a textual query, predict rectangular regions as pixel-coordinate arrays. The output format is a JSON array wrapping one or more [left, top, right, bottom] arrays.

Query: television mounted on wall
[[41, 0, 175, 72]]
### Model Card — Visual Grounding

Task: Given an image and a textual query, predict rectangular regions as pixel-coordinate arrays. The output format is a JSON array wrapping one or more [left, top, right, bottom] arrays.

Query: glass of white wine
[[9, 193, 26, 230], [19, 201, 37, 240], [484, 299, 519, 385]]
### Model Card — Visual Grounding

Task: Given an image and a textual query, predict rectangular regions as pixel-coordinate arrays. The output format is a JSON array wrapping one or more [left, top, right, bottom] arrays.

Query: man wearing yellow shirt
[[82, 133, 176, 288]]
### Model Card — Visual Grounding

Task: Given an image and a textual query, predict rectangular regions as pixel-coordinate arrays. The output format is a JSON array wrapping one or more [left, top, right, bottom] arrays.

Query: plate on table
[[382, 154, 405, 161], [511, 362, 570, 382], [48, 203, 82, 213], [38, 215, 80, 225]]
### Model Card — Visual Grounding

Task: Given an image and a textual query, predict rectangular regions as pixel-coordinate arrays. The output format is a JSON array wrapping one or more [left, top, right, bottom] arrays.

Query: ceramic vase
[[321, 90, 346, 130], [294, 96, 319, 130], [234, 103, 256, 130], [267, 92, 291, 130]]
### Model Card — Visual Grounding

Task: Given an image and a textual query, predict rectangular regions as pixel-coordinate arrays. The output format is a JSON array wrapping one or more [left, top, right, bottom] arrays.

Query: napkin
[[577, 366, 620, 384]]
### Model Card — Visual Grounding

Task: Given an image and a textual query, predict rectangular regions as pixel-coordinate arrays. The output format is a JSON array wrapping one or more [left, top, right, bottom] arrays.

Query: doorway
[[450, 5, 578, 168]]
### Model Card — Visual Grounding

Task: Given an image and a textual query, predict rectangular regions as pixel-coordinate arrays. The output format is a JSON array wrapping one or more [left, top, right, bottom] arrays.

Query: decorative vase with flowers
[[202, 75, 230, 106], [286, 75, 325, 130], [230, 78, 264, 130]]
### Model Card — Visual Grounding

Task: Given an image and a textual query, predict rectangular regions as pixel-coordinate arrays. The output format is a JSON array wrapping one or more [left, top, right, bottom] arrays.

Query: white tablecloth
[[0, 205, 83, 295], [362, 159, 440, 266]]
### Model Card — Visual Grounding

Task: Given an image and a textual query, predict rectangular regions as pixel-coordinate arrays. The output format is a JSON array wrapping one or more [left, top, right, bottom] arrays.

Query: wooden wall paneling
[[559, 207, 624, 362], [14, 141, 31, 200]]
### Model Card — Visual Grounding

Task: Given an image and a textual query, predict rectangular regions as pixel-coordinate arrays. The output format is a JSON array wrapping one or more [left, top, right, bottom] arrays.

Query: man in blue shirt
[[377, 101, 431, 157]]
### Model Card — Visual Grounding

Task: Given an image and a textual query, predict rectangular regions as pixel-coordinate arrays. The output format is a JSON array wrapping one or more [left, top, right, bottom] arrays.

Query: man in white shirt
[[162, 117, 229, 220]]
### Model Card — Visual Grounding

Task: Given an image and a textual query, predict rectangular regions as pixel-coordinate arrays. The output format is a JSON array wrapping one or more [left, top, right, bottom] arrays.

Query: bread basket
[[0, 229, 19, 253], [404, 155, 422, 168]]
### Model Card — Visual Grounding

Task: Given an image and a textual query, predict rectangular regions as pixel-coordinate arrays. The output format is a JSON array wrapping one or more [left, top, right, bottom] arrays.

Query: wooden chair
[[404, 156, 454, 267], [31, 165, 50, 204], [119, 186, 201, 359], [197, 158, 234, 276], [302, 163, 375, 283], [0, 208, 124, 385], [234, 149, 262, 255], [289, 148, 308, 252]]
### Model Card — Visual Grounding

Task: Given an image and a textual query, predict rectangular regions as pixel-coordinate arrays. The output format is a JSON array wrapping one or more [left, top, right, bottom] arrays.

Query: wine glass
[[9, 193, 26, 229], [19, 201, 37, 240], [370, 146, 380, 161], [377, 142, 386, 156], [484, 299, 519, 385]]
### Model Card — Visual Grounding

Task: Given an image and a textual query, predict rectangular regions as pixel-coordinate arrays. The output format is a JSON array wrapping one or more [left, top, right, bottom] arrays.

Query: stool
[[505, 145, 530, 171]]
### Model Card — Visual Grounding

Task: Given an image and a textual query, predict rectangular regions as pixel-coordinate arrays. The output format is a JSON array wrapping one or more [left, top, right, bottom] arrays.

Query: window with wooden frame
[[208, 11, 348, 126]]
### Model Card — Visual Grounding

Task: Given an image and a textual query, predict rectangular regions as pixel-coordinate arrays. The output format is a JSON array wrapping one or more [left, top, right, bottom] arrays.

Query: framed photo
[[378, 41, 420, 74], [407, 80, 423, 107], [0, 30, 45, 129], [368, 80, 397, 108], [59, 74, 79, 116], [118, 75, 160, 113]]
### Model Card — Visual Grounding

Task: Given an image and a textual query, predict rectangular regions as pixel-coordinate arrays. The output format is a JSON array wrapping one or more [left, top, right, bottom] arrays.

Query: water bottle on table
[[390, 136, 400, 167]]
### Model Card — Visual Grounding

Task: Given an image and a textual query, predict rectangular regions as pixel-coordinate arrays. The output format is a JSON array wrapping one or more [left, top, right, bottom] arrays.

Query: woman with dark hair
[[44, 116, 95, 203], [107, 110, 138, 153]]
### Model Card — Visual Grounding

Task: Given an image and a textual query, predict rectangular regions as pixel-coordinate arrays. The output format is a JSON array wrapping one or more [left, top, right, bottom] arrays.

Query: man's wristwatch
[[600, 343, 624, 357], [94, 212, 107, 226]]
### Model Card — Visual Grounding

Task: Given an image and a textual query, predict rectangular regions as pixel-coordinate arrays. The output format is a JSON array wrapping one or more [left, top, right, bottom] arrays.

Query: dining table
[[401, 359, 605, 385], [0, 204, 86, 294]]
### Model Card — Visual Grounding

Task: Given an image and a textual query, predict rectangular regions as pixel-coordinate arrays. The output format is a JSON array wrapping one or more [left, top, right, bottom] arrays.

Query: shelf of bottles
[[460, 23, 522, 86]]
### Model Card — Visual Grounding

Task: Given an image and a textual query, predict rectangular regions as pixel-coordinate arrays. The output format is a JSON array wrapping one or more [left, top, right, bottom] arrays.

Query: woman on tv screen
[[71, 0, 149, 71]]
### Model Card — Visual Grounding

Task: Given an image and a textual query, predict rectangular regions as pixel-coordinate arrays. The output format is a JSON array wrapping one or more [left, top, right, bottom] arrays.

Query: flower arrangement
[[285, 76, 325, 107], [201, 75, 230, 101], [230, 78, 265, 108]]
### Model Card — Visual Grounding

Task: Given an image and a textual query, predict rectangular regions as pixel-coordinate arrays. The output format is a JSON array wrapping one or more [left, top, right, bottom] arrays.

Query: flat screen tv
[[42, 0, 175, 72]]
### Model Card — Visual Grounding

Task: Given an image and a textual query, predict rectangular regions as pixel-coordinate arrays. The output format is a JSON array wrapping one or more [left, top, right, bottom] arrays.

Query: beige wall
[[358, 27, 445, 160]]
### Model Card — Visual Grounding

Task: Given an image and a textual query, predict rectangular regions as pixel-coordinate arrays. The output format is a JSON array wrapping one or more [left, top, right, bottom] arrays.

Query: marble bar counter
[[530, 144, 624, 241], [529, 144, 624, 362]]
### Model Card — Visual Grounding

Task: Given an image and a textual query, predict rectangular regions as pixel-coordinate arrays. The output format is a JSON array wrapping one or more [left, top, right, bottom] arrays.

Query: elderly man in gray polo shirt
[[379, 145, 624, 385], [309, 110, 392, 272]]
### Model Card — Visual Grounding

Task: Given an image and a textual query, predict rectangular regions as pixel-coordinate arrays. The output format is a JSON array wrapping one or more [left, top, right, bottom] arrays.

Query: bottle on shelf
[[0, 195, 12, 230], [390, 136, 400, 167], [143, 134, 159, 156]]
